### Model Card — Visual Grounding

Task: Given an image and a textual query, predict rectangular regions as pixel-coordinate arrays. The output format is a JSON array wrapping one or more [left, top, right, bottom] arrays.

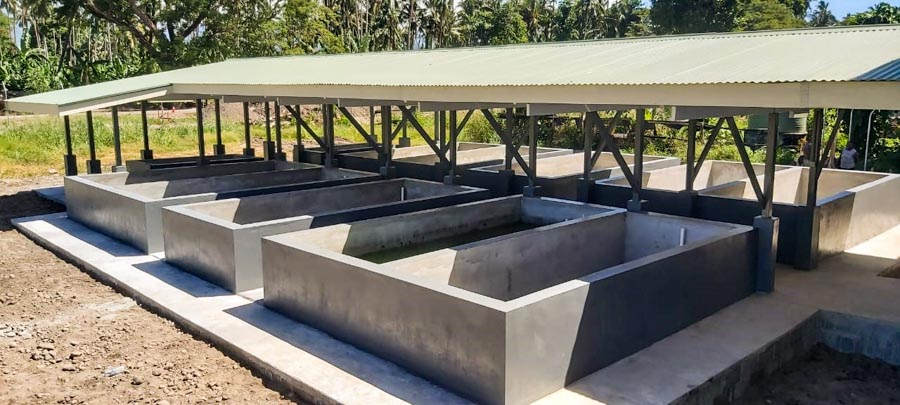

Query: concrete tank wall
[[65, 165, 379, 253], [466, 152, 680, 199], [338, 142, 498, 173], [125, 154, 264, 173], [261, 197, 756, 404], [161, 179, 489, 292]]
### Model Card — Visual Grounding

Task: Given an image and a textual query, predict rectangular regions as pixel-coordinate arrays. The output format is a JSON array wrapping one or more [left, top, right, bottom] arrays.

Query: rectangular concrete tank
[[161, 179, 490, 292], [261, 196, 756, 404], [338, 142, 501, 174], [65, 165, 379, 254], [465, 152, 680, 199]]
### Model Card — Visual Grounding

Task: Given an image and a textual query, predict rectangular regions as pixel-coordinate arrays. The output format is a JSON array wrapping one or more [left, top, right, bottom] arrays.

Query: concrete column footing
[[379, 166, 397, 179], [753, 215, 780, 293], [523, 185, 542, 197], [243, 147, 256, 157], [213, 144, 226, 155], [398, 137, 411, 147], [111, 165, 127, 173], [64, 154, 78, 176], [292, 147, 305, 163], [627, 199, 646, 213], [86, 159, 102, 174], [140, 150, 154, 160], [262, 141, 276, 160], [443, 174, 460, 185]]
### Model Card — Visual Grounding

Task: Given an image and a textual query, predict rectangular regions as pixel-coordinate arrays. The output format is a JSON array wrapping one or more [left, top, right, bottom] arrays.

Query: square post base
[[213, 144, 226, 155], [64, 155, 78, 176], [627, 199, 645, 213], [496, 169, 515, 197], [86, 159, 102, 174], [262, 141, 276, 160], [753, 215, 780, 293], [274, 152, 287, 161], [443, 174, 460, 185], [243, 147, 256, 157], [397, 137, 411, 148], [674, 190, 699, 217], [292, 147, 305, 163], [140, 150, 154, 160], [576, 178, 592, 202], [379, 166, 397, 179], [111, 165, 127, 173], [523, 185, 542, 197]]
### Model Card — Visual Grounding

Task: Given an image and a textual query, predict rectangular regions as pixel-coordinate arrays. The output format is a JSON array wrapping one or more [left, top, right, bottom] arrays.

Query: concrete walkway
[[13, 212, 900, 404]]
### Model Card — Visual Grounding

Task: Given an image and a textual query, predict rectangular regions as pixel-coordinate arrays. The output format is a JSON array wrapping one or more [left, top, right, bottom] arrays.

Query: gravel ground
[[0, 176, 297, 404], [737, 343, 900, 405]]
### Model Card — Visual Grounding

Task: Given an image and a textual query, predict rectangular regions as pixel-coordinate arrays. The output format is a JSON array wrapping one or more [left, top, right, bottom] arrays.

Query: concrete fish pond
[[260, 196, 757, 404], [463, 152, 679, 199], [338, 142, 499, 173], [65, 164, 379, 253], [161, 179, 489, 292]]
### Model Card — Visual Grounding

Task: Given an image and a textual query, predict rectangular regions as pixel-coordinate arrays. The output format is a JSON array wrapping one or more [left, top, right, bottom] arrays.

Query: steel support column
[[504, 108, 515, 171], [195, 99, 207, 166], [85, 111, 101, 174], [627, 109, 645, 212], [274, 101, 286, 160], [685, 119, 697, 192], [524, 116, 540, 197], [111, 106, 123, 170], [213, 99, 226, 155], [579, 113, 594, 201], [140, 101, 154, 159], [242, 102, 255, 156], [444, 110, 459, 184], [63, 116, 77, 176], [754, 112, 780, 293], [292, 105, 305, 162], [323, 104, 335, 168], [263, 102, 275, 160], [806, 109, 825, 207], [380, 105, 395, 178]]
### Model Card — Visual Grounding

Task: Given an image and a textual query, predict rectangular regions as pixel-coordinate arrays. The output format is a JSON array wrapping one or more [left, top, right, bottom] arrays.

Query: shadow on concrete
[[132, 260, 231, 298], [223, 301, 464, 404], [0, 190, 64, 231], [40, 214, 145, 258]]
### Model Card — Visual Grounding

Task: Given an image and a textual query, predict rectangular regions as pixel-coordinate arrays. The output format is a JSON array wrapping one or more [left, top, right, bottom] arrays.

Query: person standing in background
[[839, 142, 858, 170]]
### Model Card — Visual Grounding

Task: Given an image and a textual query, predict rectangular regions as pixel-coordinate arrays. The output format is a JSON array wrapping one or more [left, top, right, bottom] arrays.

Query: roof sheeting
[[8, 25, 900, 115]]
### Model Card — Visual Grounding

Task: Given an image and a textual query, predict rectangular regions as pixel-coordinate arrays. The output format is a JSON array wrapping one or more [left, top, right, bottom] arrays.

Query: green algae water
[[357, 222, 541, 264]]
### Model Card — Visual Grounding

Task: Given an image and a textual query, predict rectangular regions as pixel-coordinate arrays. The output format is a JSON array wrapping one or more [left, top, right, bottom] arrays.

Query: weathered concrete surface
[[262, 197, 754, 404], [162, 179, 489, 292], [536, 224, 900, 405], [12, 213, 467, 405], [65, 165, 378, 253], [125, 154, 264, 173], [468, 152, 679, 199]]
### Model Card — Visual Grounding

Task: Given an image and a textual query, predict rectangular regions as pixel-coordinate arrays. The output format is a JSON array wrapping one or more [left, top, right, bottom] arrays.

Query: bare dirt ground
[[0, 177, 296, 404], [737, 343, 900, 405]]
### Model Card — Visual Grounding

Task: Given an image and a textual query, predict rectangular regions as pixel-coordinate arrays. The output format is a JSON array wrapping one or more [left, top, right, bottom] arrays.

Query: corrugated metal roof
[[8, 25, 900, 114]]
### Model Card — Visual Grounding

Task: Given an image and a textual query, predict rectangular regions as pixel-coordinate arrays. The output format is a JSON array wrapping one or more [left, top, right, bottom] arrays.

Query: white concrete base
[[33, 186, 66, 205], [13, 213, 467, 405]]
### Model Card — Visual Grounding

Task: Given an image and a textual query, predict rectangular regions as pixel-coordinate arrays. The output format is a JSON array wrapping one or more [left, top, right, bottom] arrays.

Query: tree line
[[1, 0, 899, 96]]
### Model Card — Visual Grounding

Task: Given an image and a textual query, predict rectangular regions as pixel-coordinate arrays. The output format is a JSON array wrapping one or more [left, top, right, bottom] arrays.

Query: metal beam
[[264, 101, 274, 160], [381, 105, 394, 177], [274, 101, 284, 160], [399, 105, 447, 164], [63, 116, 77, 176], [628, 109, 646, 211], [590, 111, 638, 190], [693, 118, 725, 179], [527, 115, 538, 191], [447, 110, 458, 183], [85, 111, 101, 174], [590, 112, 622, 168], [284, 105, 326, 148], [481, 109, 534, 179], [323, 104, 335, 167], [338, 106, 380, 149], [725, 116, 765, 205], [818, 109, 847, 174]]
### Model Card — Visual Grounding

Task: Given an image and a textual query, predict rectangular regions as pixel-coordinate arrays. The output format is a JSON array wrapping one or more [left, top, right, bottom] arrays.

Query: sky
[[826, 0, 900, 18]]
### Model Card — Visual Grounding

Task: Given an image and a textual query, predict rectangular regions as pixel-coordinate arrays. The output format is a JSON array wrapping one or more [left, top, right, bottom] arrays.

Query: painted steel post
[[504, 108, 515, 171], [806, 109, 824, 207], [213, 99, 226, 155], [753, 112, 780, 293], [798, 109, 825, 270], [323, 104, 335, 168], [274, 101, 286, 160], [398, 107, 411, 148], [140, 101, 154, 159], [579, 113, 593, 202], [685, 119, 697, 192], [85, 111, 101, 174], [111, 106, 123, 171], [293, 104, 305, 162], [627, 109, 645, 212], [242, 102, 255, 156], [444, 110, 459, 184], [524, 115, 540, 197], [380, 105, 396, 178], [63, 116, 77, 176], [263, 102, 275, 160], [195, 99, 207, 165]]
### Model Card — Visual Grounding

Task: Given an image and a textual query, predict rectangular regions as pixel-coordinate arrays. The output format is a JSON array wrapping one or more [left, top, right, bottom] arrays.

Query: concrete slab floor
[[12, 213, 467, 405], [536, 224, 900, 405], [12, 212, 900, 405]]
